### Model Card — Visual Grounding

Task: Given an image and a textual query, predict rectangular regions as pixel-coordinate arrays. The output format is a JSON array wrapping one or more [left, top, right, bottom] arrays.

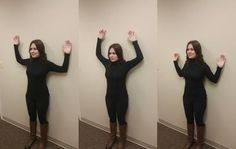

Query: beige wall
[[0, 0, 158, 148], [78, 0, 158, 147], [157, 0, 236, 148], [0, 97, 1, 116], [0, 0, 79, 148]]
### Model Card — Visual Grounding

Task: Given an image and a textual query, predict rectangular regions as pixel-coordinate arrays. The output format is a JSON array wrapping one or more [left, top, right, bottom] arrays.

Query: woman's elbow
[[96, 54, 99, 59], [213, 79, 218, 83], [16, 59, 23, 64], [140, 57, 144, 62], [61, 67, 69, 73], [139, 55, 144, 62], [210, 78, 219, 83], [64, 68, 69, 73]]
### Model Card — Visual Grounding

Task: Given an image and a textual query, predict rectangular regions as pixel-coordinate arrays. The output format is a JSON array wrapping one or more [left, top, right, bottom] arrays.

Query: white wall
[[0, 0, 79, 148], [157, 0, 236, 148], [78, 0, 158, 147]]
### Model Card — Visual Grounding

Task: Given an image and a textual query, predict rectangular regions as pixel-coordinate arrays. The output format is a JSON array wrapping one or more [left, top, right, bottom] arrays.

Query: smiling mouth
[[31, 54, 38, 57]]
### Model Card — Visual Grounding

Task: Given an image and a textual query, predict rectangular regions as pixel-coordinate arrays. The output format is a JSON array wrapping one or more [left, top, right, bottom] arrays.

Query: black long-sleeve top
[[174, 59, 222, 97], [14, 45, 70, 97], [96, 38, 143, 98]]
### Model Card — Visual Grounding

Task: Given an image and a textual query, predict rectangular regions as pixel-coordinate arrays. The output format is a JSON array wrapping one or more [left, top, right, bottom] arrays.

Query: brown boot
[[38, 124, 48, 149], [25, 121, 37, 149], [183, 124, 195, 149], [196, 126, 205, 149], [117, 124, 127, 149], [106, 122, 117, 149]]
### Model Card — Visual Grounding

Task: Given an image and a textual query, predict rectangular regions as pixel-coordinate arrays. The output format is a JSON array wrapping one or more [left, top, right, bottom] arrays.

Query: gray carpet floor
[[0, 118, 217, 149], [79, 121, 146, 149], [0, 119, 63, 149], [158, 123, 215, 149]]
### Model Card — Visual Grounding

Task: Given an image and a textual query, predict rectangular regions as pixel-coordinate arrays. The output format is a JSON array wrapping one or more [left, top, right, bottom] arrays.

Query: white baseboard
[[80, 117, 157, 149], [2, 116, 77, 149], [158, 119, 229, 149]]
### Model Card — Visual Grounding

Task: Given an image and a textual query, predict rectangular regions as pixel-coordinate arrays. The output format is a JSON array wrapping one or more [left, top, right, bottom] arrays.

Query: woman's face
[[30, 43, 40, 58], [186, 43, 196, 59], [108, 48, 119, 62]]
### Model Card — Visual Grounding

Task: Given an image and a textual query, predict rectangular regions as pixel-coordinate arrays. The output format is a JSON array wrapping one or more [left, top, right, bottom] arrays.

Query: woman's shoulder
[[197, 61, 210, 71], [201, 61, 208, 66]]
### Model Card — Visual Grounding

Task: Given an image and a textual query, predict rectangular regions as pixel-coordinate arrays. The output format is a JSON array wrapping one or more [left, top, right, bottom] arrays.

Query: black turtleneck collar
[[109, 60, 125, 65]]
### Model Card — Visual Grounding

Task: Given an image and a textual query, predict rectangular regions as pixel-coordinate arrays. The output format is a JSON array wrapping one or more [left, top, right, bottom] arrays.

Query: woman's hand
[[63, 40, 72, 54], [173, 53, 180, 61], [217, 54, 226, 68], [13, 35, 20, 45], [98, 29, 106, 40], [128, 30, 136, 42]]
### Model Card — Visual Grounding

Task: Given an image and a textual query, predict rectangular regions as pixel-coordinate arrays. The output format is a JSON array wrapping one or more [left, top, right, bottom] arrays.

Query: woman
[[13, 35, 72, 149], [96, 30, 143, 149], [173, 40, 226, 149]]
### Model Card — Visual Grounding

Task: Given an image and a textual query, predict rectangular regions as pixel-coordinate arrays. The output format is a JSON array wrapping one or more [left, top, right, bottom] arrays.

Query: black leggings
[[183, 96, 206, 126], [106, 96, 128, 125], [26, 94, 49, 124]]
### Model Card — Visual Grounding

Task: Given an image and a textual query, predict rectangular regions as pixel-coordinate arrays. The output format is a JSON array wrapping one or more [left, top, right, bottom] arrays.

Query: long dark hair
[[186, 40, 204, 62], [29, 39, 47, 61], [108, 43, 125, 62]]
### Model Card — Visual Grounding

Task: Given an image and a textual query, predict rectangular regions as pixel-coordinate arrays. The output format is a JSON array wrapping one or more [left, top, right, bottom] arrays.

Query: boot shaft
[[119, 125, 127, 139], [196, 126, 205, 149], [197, 126, 205, 143], [24, 121, 37, 149], [187, 124, 194, 141], [182, 124, 195, 149], [40, 124, 48, 142], [117, 124, 127, 149], [110, 122, 117, 137], [38, 124, 48, 149], [106, 122, 117, 149], [29, 121, 37, 137]]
